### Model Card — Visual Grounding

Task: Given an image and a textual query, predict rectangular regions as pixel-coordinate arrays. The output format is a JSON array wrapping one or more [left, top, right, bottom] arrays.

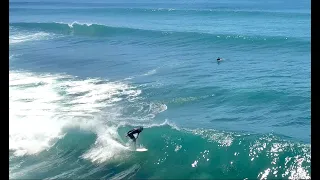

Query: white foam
[[9, 55, 15, 60], [9, 72, 66, 156], [124, 68, 158, 81], [9, 70, 169, 164], [72, 21, 93, 27], [9, 32, 52, 45], [62, 21, 94, 28], [9, 71, 142, 159], [258, 168, 271, 179], [109, 164, 141, 180], [118, 119, 179, 131], [142, 69, 157, 76], [81, 124, 130, 163], [189, 129, 234, 147]]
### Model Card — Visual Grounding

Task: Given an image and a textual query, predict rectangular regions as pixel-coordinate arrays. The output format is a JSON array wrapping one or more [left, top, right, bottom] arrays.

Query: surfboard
[[136, 148, 148, 152]]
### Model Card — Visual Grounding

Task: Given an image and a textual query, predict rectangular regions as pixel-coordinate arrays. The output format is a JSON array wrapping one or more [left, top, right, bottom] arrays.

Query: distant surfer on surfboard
[[126, 127, 143, 150], [217, 57, 223, 64]]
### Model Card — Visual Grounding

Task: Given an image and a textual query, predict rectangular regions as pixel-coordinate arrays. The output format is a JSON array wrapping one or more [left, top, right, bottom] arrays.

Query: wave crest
[[9, 21, 309, 47]]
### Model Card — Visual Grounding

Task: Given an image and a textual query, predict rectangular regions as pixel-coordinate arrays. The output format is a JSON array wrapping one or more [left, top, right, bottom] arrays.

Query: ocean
[[9, 0, 311, 179]]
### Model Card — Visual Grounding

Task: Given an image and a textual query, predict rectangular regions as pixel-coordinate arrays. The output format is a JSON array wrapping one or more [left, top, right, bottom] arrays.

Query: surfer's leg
[[128, 134, 136, 150], [133, 138, 136, 150]]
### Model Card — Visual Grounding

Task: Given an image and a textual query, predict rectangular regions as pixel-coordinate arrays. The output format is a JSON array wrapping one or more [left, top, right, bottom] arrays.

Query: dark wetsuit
[[126, 128, 143, 142]]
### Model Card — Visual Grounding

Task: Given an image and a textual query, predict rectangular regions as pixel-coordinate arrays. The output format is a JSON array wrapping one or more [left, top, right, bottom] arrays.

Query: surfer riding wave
[[126, 127, 143, 150]]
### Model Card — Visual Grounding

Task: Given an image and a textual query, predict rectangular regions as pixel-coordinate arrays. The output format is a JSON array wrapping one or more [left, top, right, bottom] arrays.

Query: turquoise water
[[9, 0, 310, 179]]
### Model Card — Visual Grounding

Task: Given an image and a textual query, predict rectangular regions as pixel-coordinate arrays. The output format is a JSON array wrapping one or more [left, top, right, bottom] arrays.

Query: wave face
[[9, 0, 310, 179], [10, 21, 309, 45]]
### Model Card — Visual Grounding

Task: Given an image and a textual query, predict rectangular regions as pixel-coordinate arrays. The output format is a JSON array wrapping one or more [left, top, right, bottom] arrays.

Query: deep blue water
[[9, 0, 310, 179]]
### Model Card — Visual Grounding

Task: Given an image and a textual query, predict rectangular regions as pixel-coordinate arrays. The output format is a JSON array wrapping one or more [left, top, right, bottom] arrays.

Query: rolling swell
[[9, 1, 311, 14], [10, 22, 309, 48], [10, 6, 310, 18], [10, 124, 311, 179]]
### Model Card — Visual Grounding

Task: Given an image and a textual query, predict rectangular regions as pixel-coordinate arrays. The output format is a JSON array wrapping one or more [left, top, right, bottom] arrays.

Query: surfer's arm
[[126, 130, 134, 137], [135, 129, 143, 139]]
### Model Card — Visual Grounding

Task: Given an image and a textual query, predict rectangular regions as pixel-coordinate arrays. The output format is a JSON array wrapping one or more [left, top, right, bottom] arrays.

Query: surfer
[[126, 127, 143, 150], [217, 57, 223, 64]]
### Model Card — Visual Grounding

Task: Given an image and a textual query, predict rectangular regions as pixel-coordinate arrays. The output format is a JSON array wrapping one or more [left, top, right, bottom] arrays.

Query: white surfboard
[[136, 148, 148, 152]]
